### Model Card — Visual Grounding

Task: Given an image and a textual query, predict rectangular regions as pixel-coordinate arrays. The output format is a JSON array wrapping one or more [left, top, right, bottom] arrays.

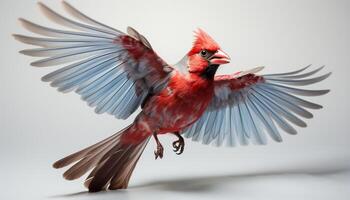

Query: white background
[[1, 0, 349, 199]]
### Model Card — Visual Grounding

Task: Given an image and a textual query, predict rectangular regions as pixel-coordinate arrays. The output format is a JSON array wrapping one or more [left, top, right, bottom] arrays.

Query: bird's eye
[[200, 50, 208, 57]]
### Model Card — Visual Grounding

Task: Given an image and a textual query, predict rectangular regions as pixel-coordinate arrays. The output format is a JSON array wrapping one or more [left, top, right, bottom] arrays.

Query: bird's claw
[[172, 138, 185, 155], [154, 144, 164, 159]]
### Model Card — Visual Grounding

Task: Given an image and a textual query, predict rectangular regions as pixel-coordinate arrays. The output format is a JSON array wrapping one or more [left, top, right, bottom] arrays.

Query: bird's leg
[[172, 132, 185, 155], [153, 132, 163, 159]]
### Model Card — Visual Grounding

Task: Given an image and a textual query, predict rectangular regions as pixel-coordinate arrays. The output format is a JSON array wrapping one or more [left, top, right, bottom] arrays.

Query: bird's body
[[143, 71, 214, 134], [14, 1, 331, 192], [120, 71, 214, 145]]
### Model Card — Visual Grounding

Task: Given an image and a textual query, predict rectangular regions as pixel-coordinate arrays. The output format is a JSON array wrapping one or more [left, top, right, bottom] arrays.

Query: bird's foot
[[172, 134, 185, 155], [154, 143, 164, 159]]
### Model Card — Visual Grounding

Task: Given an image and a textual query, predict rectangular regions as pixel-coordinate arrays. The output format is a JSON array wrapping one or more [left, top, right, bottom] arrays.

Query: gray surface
[[1, 0, 349, 199]]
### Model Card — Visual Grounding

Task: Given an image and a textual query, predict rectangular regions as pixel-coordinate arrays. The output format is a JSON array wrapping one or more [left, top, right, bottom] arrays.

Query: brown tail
[[53, 124, 150, 192]]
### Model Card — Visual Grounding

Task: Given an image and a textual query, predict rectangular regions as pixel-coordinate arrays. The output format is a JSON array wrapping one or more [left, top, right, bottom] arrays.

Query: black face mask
[[200, 64, 219, 79]]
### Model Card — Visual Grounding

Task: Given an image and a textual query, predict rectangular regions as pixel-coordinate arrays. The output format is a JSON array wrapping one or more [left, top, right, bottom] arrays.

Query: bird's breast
[[142, 72, 214, 133]]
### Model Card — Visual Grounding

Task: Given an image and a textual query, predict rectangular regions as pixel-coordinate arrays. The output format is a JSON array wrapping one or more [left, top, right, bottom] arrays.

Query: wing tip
[[30, 61, 40, 67], [37, 1, 53, 17], [61, 0, 68, 5], [302, 64, 312, 71], [275, 137, 283, 143], [61, 1, 70, 12], [300, 122, 308, 128], [12, 33, 21, 41], [305, 113, 314, 119], [36, 1, 48, 10], [325, 71, 332, 78], [41, 75, 51, 82], [288, 130, 298, 135], [61, 0, 73, 9], [17, 17, 26, 26], [322, 89, 331, 95], [17, 17, 25, 22], [13, 34, 28, 45], [19, 49, 36, 56], [18, 49, 26, 55], [17, 18, 34, 31]]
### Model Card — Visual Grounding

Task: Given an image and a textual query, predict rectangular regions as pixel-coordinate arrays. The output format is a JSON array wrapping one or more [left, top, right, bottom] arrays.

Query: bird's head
[[187, 29, 230, 78]]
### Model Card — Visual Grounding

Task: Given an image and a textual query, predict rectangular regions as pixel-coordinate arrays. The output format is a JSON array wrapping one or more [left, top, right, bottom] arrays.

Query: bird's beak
[[210, 50, 230, 65]]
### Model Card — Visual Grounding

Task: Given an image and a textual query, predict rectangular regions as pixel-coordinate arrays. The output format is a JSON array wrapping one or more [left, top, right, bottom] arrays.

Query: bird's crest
[[189, 28, 220, 55]]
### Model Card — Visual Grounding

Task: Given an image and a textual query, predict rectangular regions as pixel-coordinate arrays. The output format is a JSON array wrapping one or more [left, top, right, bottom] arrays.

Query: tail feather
[[53, 124, 150, 192], [87, 144, 131, 192], [62, 129, 127, 180], [52, 128, 124, 169], [108, 140, 149, 189]]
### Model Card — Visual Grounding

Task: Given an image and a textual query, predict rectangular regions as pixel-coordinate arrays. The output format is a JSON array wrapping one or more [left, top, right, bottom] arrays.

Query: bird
[[14, 1, 331, 193]]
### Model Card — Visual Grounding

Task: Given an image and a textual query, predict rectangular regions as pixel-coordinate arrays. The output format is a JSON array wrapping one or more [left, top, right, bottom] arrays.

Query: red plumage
[[189, 28, 220, 55], [14, 1, 330, 192]]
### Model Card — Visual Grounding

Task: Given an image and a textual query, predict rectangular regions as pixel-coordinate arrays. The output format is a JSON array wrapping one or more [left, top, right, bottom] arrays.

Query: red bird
[[14, 2, 331, 192]]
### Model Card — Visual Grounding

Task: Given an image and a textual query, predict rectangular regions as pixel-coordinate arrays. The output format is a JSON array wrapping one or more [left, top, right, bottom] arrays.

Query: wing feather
[[265, 72, 331, 86], [15, 1, 173, 119], [232, 98, 249, 145], [246, 94, 282, 142], [37, 2, 116, 36], [61, 1, 123, 34], [19, 18, 114, 39], [183, 66, 330, 146]]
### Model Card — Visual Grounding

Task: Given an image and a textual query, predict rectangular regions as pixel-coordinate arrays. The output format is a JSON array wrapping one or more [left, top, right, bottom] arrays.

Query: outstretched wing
[[14, 1, 173, 119], [182, 65, 331, 146]]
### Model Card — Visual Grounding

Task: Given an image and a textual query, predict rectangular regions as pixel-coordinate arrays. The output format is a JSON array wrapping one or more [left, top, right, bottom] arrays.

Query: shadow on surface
[[49, 190, 130, 199], [49, 157, 350, 199], [132, 163, 350, 192]]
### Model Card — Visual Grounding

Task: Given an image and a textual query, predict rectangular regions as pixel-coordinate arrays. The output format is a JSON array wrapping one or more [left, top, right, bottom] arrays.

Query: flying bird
[[14, 1, 331, 192]]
